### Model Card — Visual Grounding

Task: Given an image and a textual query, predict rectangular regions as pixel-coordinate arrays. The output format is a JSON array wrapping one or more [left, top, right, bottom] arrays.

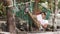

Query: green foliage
[[0, 3, 3, 10], [0, 3, 3, 16], [16, 0, 30, 3], [58, 1, 60, 9], [39, 0, 47, 3], [0, 2, 6, 16]]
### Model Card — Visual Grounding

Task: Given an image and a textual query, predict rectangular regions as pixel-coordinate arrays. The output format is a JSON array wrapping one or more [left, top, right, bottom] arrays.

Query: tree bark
[[34, 0, 41, 15], [7, 7, 16, 34], [3, 0, 16, 34], [53, 0, 58, 31]]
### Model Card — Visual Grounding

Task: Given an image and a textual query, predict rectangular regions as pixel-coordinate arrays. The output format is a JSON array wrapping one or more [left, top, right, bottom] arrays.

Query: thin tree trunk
[[3, 0, 16, 34], [7, 7, 16, 34], [53, 0, 58, 31], [33, 0, 40, 30], [34, 0, 40, 15]]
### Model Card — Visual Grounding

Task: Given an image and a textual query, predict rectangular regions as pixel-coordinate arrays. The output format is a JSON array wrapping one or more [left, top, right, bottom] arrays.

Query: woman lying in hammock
[[36, 12, 49, 30]]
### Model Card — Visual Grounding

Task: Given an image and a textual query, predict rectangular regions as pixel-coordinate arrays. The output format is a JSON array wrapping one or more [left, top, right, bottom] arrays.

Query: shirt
[[36, 14, 48, 25]]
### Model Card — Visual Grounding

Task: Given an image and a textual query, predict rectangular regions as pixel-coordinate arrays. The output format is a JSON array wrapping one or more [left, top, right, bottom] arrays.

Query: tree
[[53, 0, 58, 31], [3, 0, 16, 34]]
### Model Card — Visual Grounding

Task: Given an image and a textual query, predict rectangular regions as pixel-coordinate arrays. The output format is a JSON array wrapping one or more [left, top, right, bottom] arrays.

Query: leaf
[[0, 2, 3, 9]]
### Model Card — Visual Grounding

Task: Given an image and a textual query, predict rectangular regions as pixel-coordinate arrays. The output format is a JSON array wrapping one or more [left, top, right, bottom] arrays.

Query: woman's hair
[[41, 12, 46, 15]]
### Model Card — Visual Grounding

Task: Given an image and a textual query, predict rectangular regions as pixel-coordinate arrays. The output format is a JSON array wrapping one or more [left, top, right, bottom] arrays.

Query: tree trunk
[[7, 7, 16, 34], [53, 0, 58, 31], [34, 0, 41, 15], [3, 0, 16, 34]]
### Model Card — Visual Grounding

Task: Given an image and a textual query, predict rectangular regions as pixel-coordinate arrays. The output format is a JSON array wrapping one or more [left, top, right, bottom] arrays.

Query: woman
[[36, 12, 48, 29]]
